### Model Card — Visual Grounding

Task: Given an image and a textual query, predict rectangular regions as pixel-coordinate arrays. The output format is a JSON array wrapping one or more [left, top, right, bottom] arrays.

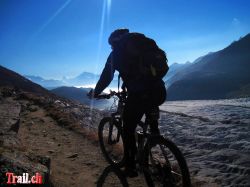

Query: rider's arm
[[94, 53, 115, 96]]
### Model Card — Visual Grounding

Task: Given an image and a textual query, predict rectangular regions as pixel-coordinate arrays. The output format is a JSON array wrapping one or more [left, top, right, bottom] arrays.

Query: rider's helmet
[[108, 28, 129, 47]]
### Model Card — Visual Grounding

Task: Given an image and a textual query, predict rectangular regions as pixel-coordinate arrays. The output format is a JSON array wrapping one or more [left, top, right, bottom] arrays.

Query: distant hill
[[51, 86, 112, 109], [24, 73, 97, 89], [25, 72, 119, 89], [65, 72, 119, 88], [25, 75, 65, 89], [167, 33, 250, 100], [164, 62, 192, 88], [0, 65, 50, 95], [65, 72, 98, 86]]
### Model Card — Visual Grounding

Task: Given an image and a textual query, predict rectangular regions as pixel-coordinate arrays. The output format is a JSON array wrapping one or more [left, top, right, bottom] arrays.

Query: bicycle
[[97, 90, 191, 187]]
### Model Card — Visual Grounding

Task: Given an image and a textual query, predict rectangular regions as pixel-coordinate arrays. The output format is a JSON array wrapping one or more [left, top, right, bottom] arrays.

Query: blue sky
[[0, 0, 250, 79]]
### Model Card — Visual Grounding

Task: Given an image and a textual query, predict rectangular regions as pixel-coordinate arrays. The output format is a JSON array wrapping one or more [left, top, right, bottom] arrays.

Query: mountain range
[[25, 75, 66, 89], [2, 33, 250, 101], [166, 33, 250, 100], [25, 72, 119, 90]]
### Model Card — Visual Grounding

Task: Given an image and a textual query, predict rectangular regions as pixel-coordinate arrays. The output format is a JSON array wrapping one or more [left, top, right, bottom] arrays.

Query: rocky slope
[[0, 88, 51, 185], [0, 65, 147, 186], [0, 87, 148, 186], [0, 65, 50, 96]]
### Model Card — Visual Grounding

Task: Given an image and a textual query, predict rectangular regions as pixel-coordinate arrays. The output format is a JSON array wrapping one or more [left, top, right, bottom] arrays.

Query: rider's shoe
[[123, 167, 138, 178]]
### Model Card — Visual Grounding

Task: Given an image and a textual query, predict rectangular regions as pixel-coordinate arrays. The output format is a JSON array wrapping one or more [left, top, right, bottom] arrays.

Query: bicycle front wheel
[[143, 135, 191, 187], [97, 165, 128, 187], [98, 117, 125, 167]]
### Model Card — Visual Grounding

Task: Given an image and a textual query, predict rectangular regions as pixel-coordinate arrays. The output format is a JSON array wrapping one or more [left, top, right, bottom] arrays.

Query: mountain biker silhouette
[[88, 28, 167, 178]]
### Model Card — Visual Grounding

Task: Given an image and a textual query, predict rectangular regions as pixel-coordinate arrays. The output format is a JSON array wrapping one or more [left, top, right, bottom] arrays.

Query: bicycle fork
[[108, 118, 121, 145]]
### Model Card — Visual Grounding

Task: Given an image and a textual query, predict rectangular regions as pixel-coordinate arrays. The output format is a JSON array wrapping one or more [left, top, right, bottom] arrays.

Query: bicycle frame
[[99, 90, 171, 167], [104, 91, 162, 167], [106, 94, 126, 145]]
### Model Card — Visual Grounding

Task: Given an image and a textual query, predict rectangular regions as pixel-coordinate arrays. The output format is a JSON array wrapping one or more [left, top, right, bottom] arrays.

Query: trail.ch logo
[[5, 172, 43, 184]]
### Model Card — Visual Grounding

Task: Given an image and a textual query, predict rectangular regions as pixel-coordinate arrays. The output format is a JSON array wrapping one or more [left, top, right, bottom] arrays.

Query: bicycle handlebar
[[96, 90, 126, 100], [96, 94, 112, 99]]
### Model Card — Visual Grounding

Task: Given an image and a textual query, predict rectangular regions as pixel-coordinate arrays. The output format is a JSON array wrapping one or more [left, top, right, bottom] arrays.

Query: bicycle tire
[[96, 165, 128, 187], [98, 117, 125, 167], [143, 135, 191, 187]]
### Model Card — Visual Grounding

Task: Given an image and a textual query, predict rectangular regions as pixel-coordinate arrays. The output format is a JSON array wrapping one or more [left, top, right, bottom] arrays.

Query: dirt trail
[[18, 103, 147, 187]]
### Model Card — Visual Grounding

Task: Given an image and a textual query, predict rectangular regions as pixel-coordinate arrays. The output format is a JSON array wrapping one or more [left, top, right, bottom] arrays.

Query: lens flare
[[107, 0, 112, 28], [31, 0, 72, 39], [90, 0, 112, 111]]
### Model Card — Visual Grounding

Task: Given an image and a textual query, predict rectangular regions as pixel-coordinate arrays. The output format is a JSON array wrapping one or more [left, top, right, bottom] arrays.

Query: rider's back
[[113, 32, 168, 99]]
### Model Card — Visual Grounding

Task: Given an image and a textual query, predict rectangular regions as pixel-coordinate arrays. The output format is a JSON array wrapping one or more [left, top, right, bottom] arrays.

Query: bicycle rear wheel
[[143, 136, 191, 187], [98, 117, 125, 167]]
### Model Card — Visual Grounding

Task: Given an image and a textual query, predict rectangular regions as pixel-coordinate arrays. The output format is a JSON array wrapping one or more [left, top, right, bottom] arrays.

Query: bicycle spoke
[[99, 118, 125, 166], [143, 137, 190, 187]]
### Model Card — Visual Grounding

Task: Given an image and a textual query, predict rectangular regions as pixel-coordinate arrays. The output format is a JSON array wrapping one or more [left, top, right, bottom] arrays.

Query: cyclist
[[88, 28, 167, 177]]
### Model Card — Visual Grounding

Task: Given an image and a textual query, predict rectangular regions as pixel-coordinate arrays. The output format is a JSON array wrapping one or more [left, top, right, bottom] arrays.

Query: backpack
[[118, 33, 169, 82]]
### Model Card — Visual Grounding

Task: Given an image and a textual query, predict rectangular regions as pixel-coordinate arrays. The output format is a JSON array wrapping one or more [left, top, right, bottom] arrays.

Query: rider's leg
[[145, 80, 166, 135], [123, 94, 144, 177], [146, 106, 160, 135]]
